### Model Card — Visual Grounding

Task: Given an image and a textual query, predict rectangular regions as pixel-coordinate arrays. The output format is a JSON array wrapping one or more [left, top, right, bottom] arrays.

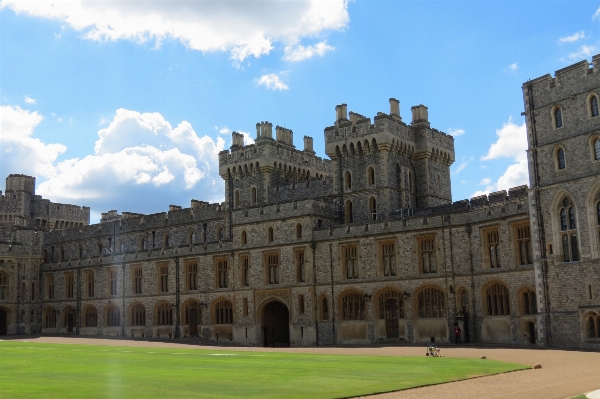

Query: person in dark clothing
[[454, 322, 462, 344]]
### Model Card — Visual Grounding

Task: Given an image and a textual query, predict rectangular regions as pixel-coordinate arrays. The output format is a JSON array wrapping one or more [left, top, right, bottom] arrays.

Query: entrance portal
[[189, 308, 198, 336], [384, 299, 399, 338], [262, 301, 290, 347], [66, 309, 75, 333], [0, 308, 6, 335], [527, 321, 536, 344]]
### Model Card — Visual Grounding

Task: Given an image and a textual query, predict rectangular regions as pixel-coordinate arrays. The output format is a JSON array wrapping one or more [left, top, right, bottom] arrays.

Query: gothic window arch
[[105, 305, 120, 327], [457, 288, 469, 313], [588, 93, 600, 118], [345, 171, 352, 190], [520, 288, 537, 315], [234, 190, 240, 208], [320, 296, 329, 321], [130, 303, 145, 327], [214, 299, 233, 324], [341, 292, 365, 321], [552, 105, 563, 129], [251, 187, 257, 205], [345, 200, 354, 224], [558, 197, 579, 262], [484, 282, 510, 316], [0, 272, 8, 300], [163, 234, 169, 248], [116, 240, 123, 254], [241, 230, 247, 245], [216, 226, 223, 242], [83, 306, 97, 328], [296, 223, 302, 240], [555, 146, 567, 170], [183, 300, 201, 328], [369, 197, 377, 221], [268, 227, 274, 243], [155, 302, 172, 326], [188, 230, 196, 245], [585, 312, 600, 339], [416, 287, 446, 318], [367, 167, 375, 186], [140, 237, 146, 251], [591, 136, 600, 161]]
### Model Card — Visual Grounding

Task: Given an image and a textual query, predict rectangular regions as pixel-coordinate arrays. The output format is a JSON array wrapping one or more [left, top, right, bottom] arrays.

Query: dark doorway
[[262, 301, 290, 347], [385, 299, 399, 338], [189, 308, 198, 336], [66, 309, 75, 333], [0, 308, 7, 335], [527, 322, 536, 344]]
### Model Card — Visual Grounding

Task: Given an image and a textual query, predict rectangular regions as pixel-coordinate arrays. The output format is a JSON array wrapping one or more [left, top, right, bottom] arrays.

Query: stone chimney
[[389, 98, 400, 119], [256, 122, 273, 139], [335, 104, 348, 121], [411, 105, 429, 126], [276, 126, 294, 146], [231, 131, 244, 148], [303, 136, 315, 154]]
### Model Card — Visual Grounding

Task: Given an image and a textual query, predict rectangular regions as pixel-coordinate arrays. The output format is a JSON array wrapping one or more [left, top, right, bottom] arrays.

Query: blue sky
[[1, 0, 599, 223]]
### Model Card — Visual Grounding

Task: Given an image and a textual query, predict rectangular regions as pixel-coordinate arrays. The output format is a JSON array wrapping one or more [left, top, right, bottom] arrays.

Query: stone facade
[[0, 56, 598, 348]]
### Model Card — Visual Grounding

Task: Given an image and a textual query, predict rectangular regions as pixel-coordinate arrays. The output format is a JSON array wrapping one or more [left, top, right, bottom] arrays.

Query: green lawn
[[0, 341, 527, 398]]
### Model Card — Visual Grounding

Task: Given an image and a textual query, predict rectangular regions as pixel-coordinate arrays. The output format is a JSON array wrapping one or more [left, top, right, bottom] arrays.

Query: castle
[[0, 56, 598, 348]]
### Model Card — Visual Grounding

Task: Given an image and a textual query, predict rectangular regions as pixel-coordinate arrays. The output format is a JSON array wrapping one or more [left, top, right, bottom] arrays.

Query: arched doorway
[[64, 307, 75, 333], [0, 308, 7, 335], [262, 301, 290, 347]]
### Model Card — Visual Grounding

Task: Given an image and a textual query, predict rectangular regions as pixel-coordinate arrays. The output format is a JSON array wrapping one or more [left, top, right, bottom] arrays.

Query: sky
[[1, 0, 599, 223]]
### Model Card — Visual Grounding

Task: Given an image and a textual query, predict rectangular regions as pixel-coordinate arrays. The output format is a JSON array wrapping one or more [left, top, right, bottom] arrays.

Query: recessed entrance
[[262, 301, 290, 347], [384, 298, 399, 339], [0, 308, 7, 335], [527, 321, 536, 344], [66, 309, 75, 333]]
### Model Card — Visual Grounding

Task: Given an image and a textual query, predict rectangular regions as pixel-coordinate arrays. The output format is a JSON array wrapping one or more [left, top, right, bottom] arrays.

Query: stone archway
[[262, 300, 290, 347], [0, 308, 7, 335]]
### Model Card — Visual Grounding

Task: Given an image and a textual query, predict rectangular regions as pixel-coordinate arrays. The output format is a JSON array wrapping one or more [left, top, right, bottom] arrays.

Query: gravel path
[[5, 336, 600, 399]]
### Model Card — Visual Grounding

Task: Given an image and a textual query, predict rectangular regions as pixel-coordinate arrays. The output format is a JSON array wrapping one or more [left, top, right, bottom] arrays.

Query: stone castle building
[[0, 56, 598, 348]]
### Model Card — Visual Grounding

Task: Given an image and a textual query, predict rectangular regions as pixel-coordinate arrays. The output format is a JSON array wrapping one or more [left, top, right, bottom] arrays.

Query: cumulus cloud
[[1, 0, 349, 65], [594, 6, 600, 20], [283, 41, 334, 62], [238, 131, 255, 146], [257, 73, 289, 91], [568, 44, 596, 60], [447, 128, 465, 137], [559, 31, 586, 43], [24, 95, 36, 104], [0, 105, 66, 179]]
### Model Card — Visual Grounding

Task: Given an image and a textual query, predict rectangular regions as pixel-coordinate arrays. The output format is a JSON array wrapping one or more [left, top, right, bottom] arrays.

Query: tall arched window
[[557, 147, 566, 170], [20, 282, 26, 300], [521, 289, 537, 315], [321, 297, 329, 321], [188, 230, 195, 245], [585, 313, 600, 339], [116, 240, 123, 254], [140, 237, 146, 251], [417, 287, 445, 318], [83, 306, 97, 328], [591, 95, 599, 117], [155, 303, 172, 326], [216, 226, 223, 242], [0, 272, 8, 300], [296, 223, 302, 239], [367, 167, 375, 186], [215, 299, 233, 324], [341, 292, 365, 321], [106, 305, 120, 327], [234, 190, 240, 207], [241, 230, 247, 245], [163, 234, 169, 248], [594, 138, 600, 161], [559, 197, 579, 262], [345, 171, 352, 190], [251, 187, 257, 204], [268, 227, 274, 243], [130, 304, 145, 327], [31, 282, 37, 301], [554, 107, 563, 128], [43, 308, 56, 328], [485, 283, 510, 316], [345, 201, 353, 224], [378, 290, 404, 319], [184, 301, 201, 331], [369, 197, 377, 221]]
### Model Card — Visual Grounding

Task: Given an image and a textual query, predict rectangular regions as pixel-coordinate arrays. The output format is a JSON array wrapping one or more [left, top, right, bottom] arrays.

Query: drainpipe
[[329, 243, 336, 345]]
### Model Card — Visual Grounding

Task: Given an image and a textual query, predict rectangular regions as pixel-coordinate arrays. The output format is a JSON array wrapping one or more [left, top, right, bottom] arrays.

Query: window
[[554, 107, 563, 128], [78, 246, 83, 258], [216, 226, 223, 241], [241, 255, 249, 287], [217, 258, 228, 288], [378, 290, 404, 319], [163, 234, 169, 248], [419, 237, 437, 274], [159, 264, 169, 292], [243, 298, 249, 316], [296, 250, 305, 282], [515, 224, 533, 265], [558, 198, 579, 262], [521, 289, 537, 315], [106, 305, 120, 327], [556, 147, 566, 170], [235, 190, 240, 208], [108, 268, 118, 296], [98, 242, 103, 256], [188, 230, 196, 245], [268, 227, 274, 243], [345, 201, 354, 224], [484, 228, 501, 269], [140, 237, 146, 251], [585, 313, 600, 339], [184, 301, 200, 327], [296, 223, 302, 239], [84, 306, 97, 327], [31, 282, 36, 301], [594, 138, 600, 161], [591, 95, 599, 117], [155, 303, 172, 326], [251, 187, 257, 205], [343, 245, 358, 279], [298, 295, 305, 314], [19, 282, 26, 302], [367, 167, 375, 186], [60, 248, 66, 261], [44, 308, 56, 328], [116, 240, 123, 254], [186, 262, 198, 290], [215, 299, 233, 324], [345, 171, 352, 190], [267, 253, 279, 285], [381, 242, 396, 277], [369, 197, 377, 221], [0, 273, 7, 300], [65, 273, 74, 299], [485, 283, 510, 316], [85, 270, 94, 298], [132, 266, 142, 294], [46, 274, 55, 300], [458, 289, 469, 313], [417, 287, 446, 318], [241, 230, 247, 245], [130, 303, 145, 327], [341, 292, 365, 321], [321, 297, 329, 321]]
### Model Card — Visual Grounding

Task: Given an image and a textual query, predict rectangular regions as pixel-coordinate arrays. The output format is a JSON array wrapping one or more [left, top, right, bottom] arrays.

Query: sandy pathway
[[4, 336, 599, 399]]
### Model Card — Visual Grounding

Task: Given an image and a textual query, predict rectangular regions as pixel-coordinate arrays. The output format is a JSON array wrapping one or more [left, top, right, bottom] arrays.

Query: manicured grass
[[0, 341, 528, 398]]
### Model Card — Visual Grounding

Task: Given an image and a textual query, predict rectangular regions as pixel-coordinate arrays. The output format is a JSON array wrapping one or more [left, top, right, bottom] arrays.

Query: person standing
[[454, 322, 462, 344]]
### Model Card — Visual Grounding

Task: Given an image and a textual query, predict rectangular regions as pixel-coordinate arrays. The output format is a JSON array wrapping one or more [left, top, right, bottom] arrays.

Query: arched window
[[594, 138, 600, 161], [0, 272, 7, 300], [184, 301, 201, 331], [345, 201, 354, 224], [43, 249, 48, 262], [106, 305, 120, 327], [267, 253, 279, 284], [78, 246, 83, 258], [369, 197, 377, 221], [296, 224, 302, 239], [155, 303, 172, 326], [345, 171, 352, 190], [586, 313, 600, 339], [241, 230, 247, 245], [321, 297, 329, 321], [268, 227, 274, 243], [378, 290, 404, 319], [60, 248, 66, 261], [557, 147, 566, 170], [485, 283, 510, 316], [234, 190, 240, 208], [20, 282, 26, 300], [163, 234, 169, 248], [417, 287, 446, 318], [251, 187, 257, 205], [215, 299, 233, 324], [554, 107, 563, 128], [216, 226, 223, 242], [188, 230, 195, 245], [521, 289, 537, 315], [558, 198, 579, 262], [367, 167, 375, 186], [140, 237, 146, 251], [31, 282, 36, 301], [408, 170, 413, 193], [458, 289, 469, 313], [341, 292, 365, 321], [591, 95, 599, 117], [98, 242, 103, 256], [116, 241, 123, 254], [83, 306, 97, 328], [43, 308, 56, 328]]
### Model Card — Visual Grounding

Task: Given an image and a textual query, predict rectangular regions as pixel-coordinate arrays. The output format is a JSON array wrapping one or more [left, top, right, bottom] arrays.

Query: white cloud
[[559, 31, 585, 43], [1, 1, 349, 65], [594, 6, 600, 20], [24, 95, 36, 104], [238, 131, 255, 146], [508, 63, 518, 71], [257, 73, 289, 91], [480, 177, 492, 186], [0, 105, 66, 179], [447, 128, 465, 137], [217, 127, 230, 135], [568, 44, 597, 60], [283, 41, 334, 62]]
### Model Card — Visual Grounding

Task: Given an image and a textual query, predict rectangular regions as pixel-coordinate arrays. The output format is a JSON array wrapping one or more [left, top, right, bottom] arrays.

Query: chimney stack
[[411, 105, 429, 126], [303, 136, 315, 154], [335, 104, 348, 121], [389, 98, 400, 119]]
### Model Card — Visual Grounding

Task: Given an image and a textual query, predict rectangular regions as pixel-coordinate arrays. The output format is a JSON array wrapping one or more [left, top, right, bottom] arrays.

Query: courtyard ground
[[2, 336, 599, 399]]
